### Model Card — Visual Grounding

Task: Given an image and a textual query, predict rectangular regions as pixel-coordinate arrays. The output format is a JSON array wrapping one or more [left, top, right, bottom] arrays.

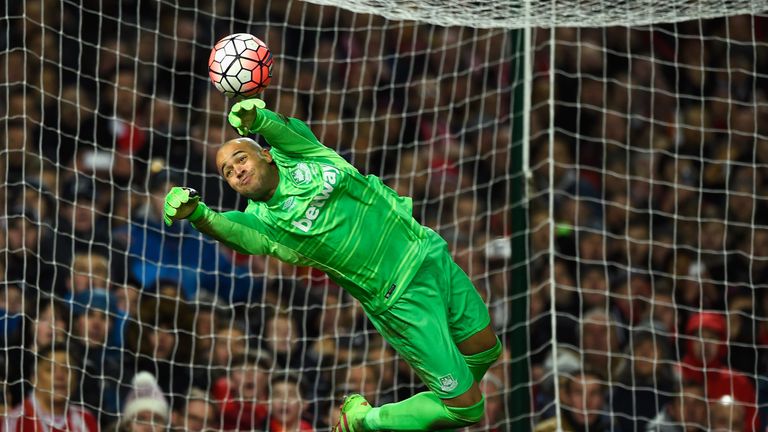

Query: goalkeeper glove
[[228, 98, 267, 136], [163, 187, 202, 226]]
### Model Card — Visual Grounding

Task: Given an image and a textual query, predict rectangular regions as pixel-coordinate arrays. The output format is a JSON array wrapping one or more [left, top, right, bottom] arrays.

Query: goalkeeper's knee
[[464, 337, 503, 382], [444, 396, 485, 426]]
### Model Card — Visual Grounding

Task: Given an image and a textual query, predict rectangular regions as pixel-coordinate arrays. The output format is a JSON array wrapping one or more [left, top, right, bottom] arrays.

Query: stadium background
[[1, 1, 767, 431]]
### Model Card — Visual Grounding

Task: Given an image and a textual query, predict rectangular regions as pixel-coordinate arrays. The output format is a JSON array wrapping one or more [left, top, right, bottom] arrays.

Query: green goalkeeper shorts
[[366, 231, 491, 399]]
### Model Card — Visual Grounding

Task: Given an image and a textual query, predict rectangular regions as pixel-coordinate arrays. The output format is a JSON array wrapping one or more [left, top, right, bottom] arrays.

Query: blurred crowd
[[527, 15, 768, 432], [2, 0, 768, 431], [1, 0, 511, 431]]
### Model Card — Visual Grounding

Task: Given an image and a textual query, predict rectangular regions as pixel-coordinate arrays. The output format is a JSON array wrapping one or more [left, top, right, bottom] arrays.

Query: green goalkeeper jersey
[[192, 109, 431, 314]]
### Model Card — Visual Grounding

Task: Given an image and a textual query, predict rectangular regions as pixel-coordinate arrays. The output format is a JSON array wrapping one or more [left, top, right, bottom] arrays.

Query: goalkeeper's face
[[217, 138, 279, 201]]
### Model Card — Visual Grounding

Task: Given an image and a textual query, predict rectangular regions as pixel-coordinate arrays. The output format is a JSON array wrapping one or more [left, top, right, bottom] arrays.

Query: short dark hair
[[270, 371, 306, 398], [35, 344, 81, 374], [231, 349, 273, 370]]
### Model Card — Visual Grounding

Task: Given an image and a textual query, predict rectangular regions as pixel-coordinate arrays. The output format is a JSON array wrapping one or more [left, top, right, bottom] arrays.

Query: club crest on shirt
[[439, 374, 458, 392], [290, 163, 312, 185]]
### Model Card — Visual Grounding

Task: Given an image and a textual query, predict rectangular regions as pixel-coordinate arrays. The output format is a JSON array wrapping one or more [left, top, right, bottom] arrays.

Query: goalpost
[[2, 1, 767, 431]]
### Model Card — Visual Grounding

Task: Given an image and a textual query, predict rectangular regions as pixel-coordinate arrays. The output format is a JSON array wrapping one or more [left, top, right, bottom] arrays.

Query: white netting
[[1, 1, 512, 430], [303, 0, 768, 28], [526, 14, 768, 432], [4, 0, 768, 431]]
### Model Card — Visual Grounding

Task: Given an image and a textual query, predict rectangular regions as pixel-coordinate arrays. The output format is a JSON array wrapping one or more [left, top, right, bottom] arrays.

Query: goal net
[[1, 1, 766, 431], [525, 12, 768, 432]]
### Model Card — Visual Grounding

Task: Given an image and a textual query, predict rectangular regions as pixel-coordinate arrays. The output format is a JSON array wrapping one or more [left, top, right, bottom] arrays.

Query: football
[[208, 33, 273, 98]]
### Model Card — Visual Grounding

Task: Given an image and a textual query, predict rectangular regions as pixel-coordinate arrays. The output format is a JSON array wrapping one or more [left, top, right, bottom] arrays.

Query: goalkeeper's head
[[217, 137, 279, 201]]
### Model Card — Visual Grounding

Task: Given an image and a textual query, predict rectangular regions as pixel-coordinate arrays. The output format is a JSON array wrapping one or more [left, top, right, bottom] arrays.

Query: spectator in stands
[[196, 238, 265, 304], [210, 324, 250, 379], [534, 367, 614, 432], [125, 293, 195, 407], [308, 289, 358, 364], [709, 395, 746, 432], [95, 66, 149, 161], [385, 149, 430, 217], [612, 272, 652, 330], [142, 94, 190, 170], [578, 265, 610, 312], [613, 330, 676, 431], [4, 294, 70, 407], [649, 226, 675, 277], [2, 346, 98, 432], [58, 175, 112, 257], [170, 387, 218, 432], [674, 256, 720, 311], [646, 380, 707, 432], [71, 288, 123, 427], [268, 373, 314, 432], [336, 360, 379, 398], [626, 223, 652, 269], [4, 210, 62, 293], [7, 180, 56, 226], [190, 294, 219, 373], [478, 248, 511, 331], [679, 311, 758, 431], [113, 283, 141, 318], [551, 259, 579, 345], [367, 343, 399, 406], [155, 13, 208, 106], [263, 309, 317, 376], [21, 295, 69, 354], [726, 291, 762, 375], [580, 308, 623, 381], [577, 230, 606, 269], [0, 368, 9, 416], [474, 372, 504, 432], [65, 252, 111, 298], [211, 351, 272, 430], [116, 372, 170, 432], [0, 283, 23, 347], [748, 227, 768, 287], [531, 347, 580, 419], [40, 82, 97, 167], [644, 282, 677, 342], [2, 118, 39, 186], [126, 171, 203, 299]]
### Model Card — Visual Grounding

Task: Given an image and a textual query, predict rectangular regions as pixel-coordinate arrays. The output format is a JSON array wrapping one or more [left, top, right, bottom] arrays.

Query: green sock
[[463, 338, 502, 382], [362, 391, 484, 431]]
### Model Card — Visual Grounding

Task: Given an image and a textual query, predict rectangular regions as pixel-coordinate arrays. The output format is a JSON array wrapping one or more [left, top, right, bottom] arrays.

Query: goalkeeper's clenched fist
[[228, 97, 266, 136], [163, 186, 202, 226]]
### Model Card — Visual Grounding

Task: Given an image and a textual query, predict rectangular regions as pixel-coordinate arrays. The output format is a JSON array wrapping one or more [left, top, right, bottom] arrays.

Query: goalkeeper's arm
[[164, 187, 269, 255]]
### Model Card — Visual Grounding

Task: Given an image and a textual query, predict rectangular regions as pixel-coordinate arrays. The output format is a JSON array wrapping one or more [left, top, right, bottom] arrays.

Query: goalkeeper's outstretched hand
[[228, 98, 266, 136], [164, 187, 201, 226]]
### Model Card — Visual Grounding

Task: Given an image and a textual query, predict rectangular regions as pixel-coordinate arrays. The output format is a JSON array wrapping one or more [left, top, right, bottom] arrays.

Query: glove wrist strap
[[188, 202, 207, 222]]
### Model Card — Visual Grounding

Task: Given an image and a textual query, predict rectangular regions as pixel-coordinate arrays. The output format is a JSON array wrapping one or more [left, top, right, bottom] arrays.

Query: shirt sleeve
[[190, 204, 270, 255], [252, 108, 340, 159]]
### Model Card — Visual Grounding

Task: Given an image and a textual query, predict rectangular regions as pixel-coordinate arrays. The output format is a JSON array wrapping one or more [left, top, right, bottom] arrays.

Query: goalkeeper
[[164, 98, 502, 431]]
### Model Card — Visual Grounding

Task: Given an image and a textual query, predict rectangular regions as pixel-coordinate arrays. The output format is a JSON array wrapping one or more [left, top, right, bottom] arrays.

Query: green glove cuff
[[188, 202, 209, 222], [247, 98, 266, 134]]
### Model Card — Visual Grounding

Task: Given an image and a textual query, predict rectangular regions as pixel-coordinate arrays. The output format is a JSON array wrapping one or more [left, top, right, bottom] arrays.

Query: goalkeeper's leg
[[366, 326, 500, 431], [335, 326, 500, 431], [460, 324, 503, 382], [334, 241, 502, 431]]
